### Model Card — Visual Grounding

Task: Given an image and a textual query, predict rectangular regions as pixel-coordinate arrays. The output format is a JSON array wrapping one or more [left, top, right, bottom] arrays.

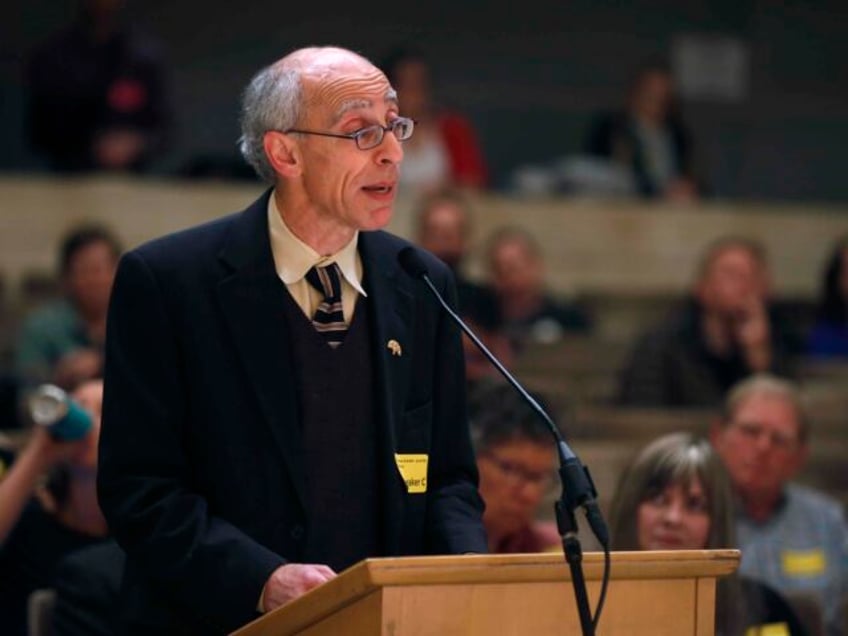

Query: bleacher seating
[[508, 334, 848, 518], [0, 175, 845, 513], [2, 175, 848, 305]]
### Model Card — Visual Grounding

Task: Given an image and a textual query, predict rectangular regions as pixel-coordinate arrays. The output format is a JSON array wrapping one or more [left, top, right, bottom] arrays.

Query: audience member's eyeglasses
[[284, 117, 415, 150], [483, 453, 555, 491], [729, 420, 799, 451]]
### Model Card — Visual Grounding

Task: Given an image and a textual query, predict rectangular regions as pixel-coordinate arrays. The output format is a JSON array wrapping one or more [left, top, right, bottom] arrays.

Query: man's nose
[[752, 430, 774, 452], [662, 502, 683, 524], [375, 129, 404, 165]]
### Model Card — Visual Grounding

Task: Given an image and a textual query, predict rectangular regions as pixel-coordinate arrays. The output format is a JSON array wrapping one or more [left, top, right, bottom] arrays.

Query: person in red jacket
[[381, 48, 488, 193]]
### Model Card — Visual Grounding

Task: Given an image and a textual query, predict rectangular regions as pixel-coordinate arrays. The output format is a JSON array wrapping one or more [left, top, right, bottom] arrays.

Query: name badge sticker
[[395, 453, 428, 493], [781, 549, 826, 577], [745, 623, 790, 636]]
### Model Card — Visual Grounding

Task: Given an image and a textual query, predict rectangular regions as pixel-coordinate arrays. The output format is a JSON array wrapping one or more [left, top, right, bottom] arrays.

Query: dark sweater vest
[[280, 290, 381, 572]]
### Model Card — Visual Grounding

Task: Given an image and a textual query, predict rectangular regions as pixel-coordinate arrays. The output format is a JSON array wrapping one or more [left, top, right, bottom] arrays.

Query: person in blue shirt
[[15, 226, 121, 390], [712, 375, 848, 636]]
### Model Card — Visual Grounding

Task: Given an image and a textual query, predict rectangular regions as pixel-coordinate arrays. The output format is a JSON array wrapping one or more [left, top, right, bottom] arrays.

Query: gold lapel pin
[[387, 339, 402, 356]]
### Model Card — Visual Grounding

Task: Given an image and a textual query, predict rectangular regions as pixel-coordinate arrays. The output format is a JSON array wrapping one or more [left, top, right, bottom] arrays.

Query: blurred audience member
[[15, 225, 121, 389], [414, 188, 497, 318], [807, 235, 848, 358], [609, 432, 806, 635], [382, 47, 488, 193], [461, 309, 515, 398], [0, 380, 109, 636], [486, 227, 591, 347], [27, 0, 169, 172], [414, 189, 512, 390], [618, 237, 798, 407], [469, 384, 559, 553], [584, 65, 699, 201], [711, 375, 847, 636]]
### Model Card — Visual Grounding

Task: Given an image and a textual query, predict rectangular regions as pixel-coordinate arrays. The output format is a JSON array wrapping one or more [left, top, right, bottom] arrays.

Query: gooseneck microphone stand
[[398, 248, 610, 636]]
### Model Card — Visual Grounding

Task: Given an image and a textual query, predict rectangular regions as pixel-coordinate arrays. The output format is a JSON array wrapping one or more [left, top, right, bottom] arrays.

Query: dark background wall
[[3, 0, 847, 201]]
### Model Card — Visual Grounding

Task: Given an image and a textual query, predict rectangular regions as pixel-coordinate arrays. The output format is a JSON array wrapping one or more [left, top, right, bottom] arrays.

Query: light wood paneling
[[2, 176, 847, 306]]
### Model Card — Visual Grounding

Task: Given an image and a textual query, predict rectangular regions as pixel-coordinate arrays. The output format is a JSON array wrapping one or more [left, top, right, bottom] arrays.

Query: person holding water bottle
[[0, 378, 109, 636]]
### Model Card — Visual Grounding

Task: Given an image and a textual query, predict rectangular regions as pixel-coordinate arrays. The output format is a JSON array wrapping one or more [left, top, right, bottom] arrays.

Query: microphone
[[397, 247, 609, 548]]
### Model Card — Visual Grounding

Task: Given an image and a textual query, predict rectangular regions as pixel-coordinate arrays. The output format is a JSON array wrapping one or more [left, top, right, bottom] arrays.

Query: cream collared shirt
[[267, 195, 367, 323]]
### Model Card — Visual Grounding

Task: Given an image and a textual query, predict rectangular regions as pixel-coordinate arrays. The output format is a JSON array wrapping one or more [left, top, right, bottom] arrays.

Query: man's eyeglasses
[[284, 117, 415, 151], [482, 453, 556, 491], [729, 420, 800, 451]]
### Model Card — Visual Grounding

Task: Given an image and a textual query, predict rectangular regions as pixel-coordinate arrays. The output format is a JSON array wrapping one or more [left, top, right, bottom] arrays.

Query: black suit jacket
[[97, 190, 487, 634]]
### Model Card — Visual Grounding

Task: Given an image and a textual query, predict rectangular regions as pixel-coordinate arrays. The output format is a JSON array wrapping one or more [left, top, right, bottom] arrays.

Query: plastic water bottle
[[28, 385, 92, 441]]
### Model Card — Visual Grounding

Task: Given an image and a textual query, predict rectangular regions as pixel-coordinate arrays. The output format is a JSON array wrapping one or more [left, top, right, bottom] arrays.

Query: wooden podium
[[233, 550, 739, 635]]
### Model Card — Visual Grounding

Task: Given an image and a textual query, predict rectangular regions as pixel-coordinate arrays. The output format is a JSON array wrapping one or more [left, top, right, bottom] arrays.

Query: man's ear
[[263, 131, 302, 179]]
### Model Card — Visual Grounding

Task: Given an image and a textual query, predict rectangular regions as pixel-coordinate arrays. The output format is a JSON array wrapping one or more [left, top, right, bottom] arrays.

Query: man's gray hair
[[723, 374, 809, 442], [238, 63, 303, 183]]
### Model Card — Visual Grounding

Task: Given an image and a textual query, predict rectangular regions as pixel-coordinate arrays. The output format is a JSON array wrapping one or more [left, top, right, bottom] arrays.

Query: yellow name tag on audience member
[[395, 454, 428, 493], [781, 549, 826, 577], [745, 622, 790, 636]]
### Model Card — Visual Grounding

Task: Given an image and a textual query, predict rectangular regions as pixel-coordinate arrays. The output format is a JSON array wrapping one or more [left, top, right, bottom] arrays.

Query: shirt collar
[[734, 489, 788, 527], [267, 194, 366, 296]]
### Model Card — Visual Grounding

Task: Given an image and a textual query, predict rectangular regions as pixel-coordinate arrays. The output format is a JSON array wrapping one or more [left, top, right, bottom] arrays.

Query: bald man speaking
[[98, 46, 486, 635]]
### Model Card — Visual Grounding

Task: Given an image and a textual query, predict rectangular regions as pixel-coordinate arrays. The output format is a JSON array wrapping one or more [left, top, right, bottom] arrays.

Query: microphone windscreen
[[398, 246, 429, 278]]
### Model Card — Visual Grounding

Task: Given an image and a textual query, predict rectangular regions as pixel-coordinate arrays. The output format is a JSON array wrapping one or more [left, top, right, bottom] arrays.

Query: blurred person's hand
[[67, 379, 103, 469], [53, 348, 103, 390], [733, 298, 772, 371], [27, 421, 97, 470], [0, 418, 99, 543]]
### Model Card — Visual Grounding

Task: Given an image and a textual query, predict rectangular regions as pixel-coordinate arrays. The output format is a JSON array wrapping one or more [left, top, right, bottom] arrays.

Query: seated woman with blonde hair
[[608, 432, 807, 636]]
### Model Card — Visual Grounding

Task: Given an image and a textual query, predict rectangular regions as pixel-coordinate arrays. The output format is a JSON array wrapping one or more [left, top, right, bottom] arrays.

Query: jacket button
[[290, 525, 304, 540]]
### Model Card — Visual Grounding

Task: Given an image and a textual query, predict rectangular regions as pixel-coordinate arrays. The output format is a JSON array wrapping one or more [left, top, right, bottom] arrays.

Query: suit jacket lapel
[[215, 190, 308, 512], [360, 232, 413, 555], [214, 205, 416, 550]]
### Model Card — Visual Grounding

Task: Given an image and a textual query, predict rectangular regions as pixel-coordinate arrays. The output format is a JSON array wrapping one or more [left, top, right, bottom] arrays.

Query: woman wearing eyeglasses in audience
[[469, 384, 560, 553], [609, 432, 807, 636]]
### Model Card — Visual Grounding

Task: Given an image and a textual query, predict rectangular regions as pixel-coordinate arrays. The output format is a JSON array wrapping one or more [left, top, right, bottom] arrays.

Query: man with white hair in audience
[[711, 374, 848, 636]]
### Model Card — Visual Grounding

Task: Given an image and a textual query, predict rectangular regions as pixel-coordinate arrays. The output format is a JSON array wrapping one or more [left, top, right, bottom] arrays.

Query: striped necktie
[[304, 263, 347, 348]]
